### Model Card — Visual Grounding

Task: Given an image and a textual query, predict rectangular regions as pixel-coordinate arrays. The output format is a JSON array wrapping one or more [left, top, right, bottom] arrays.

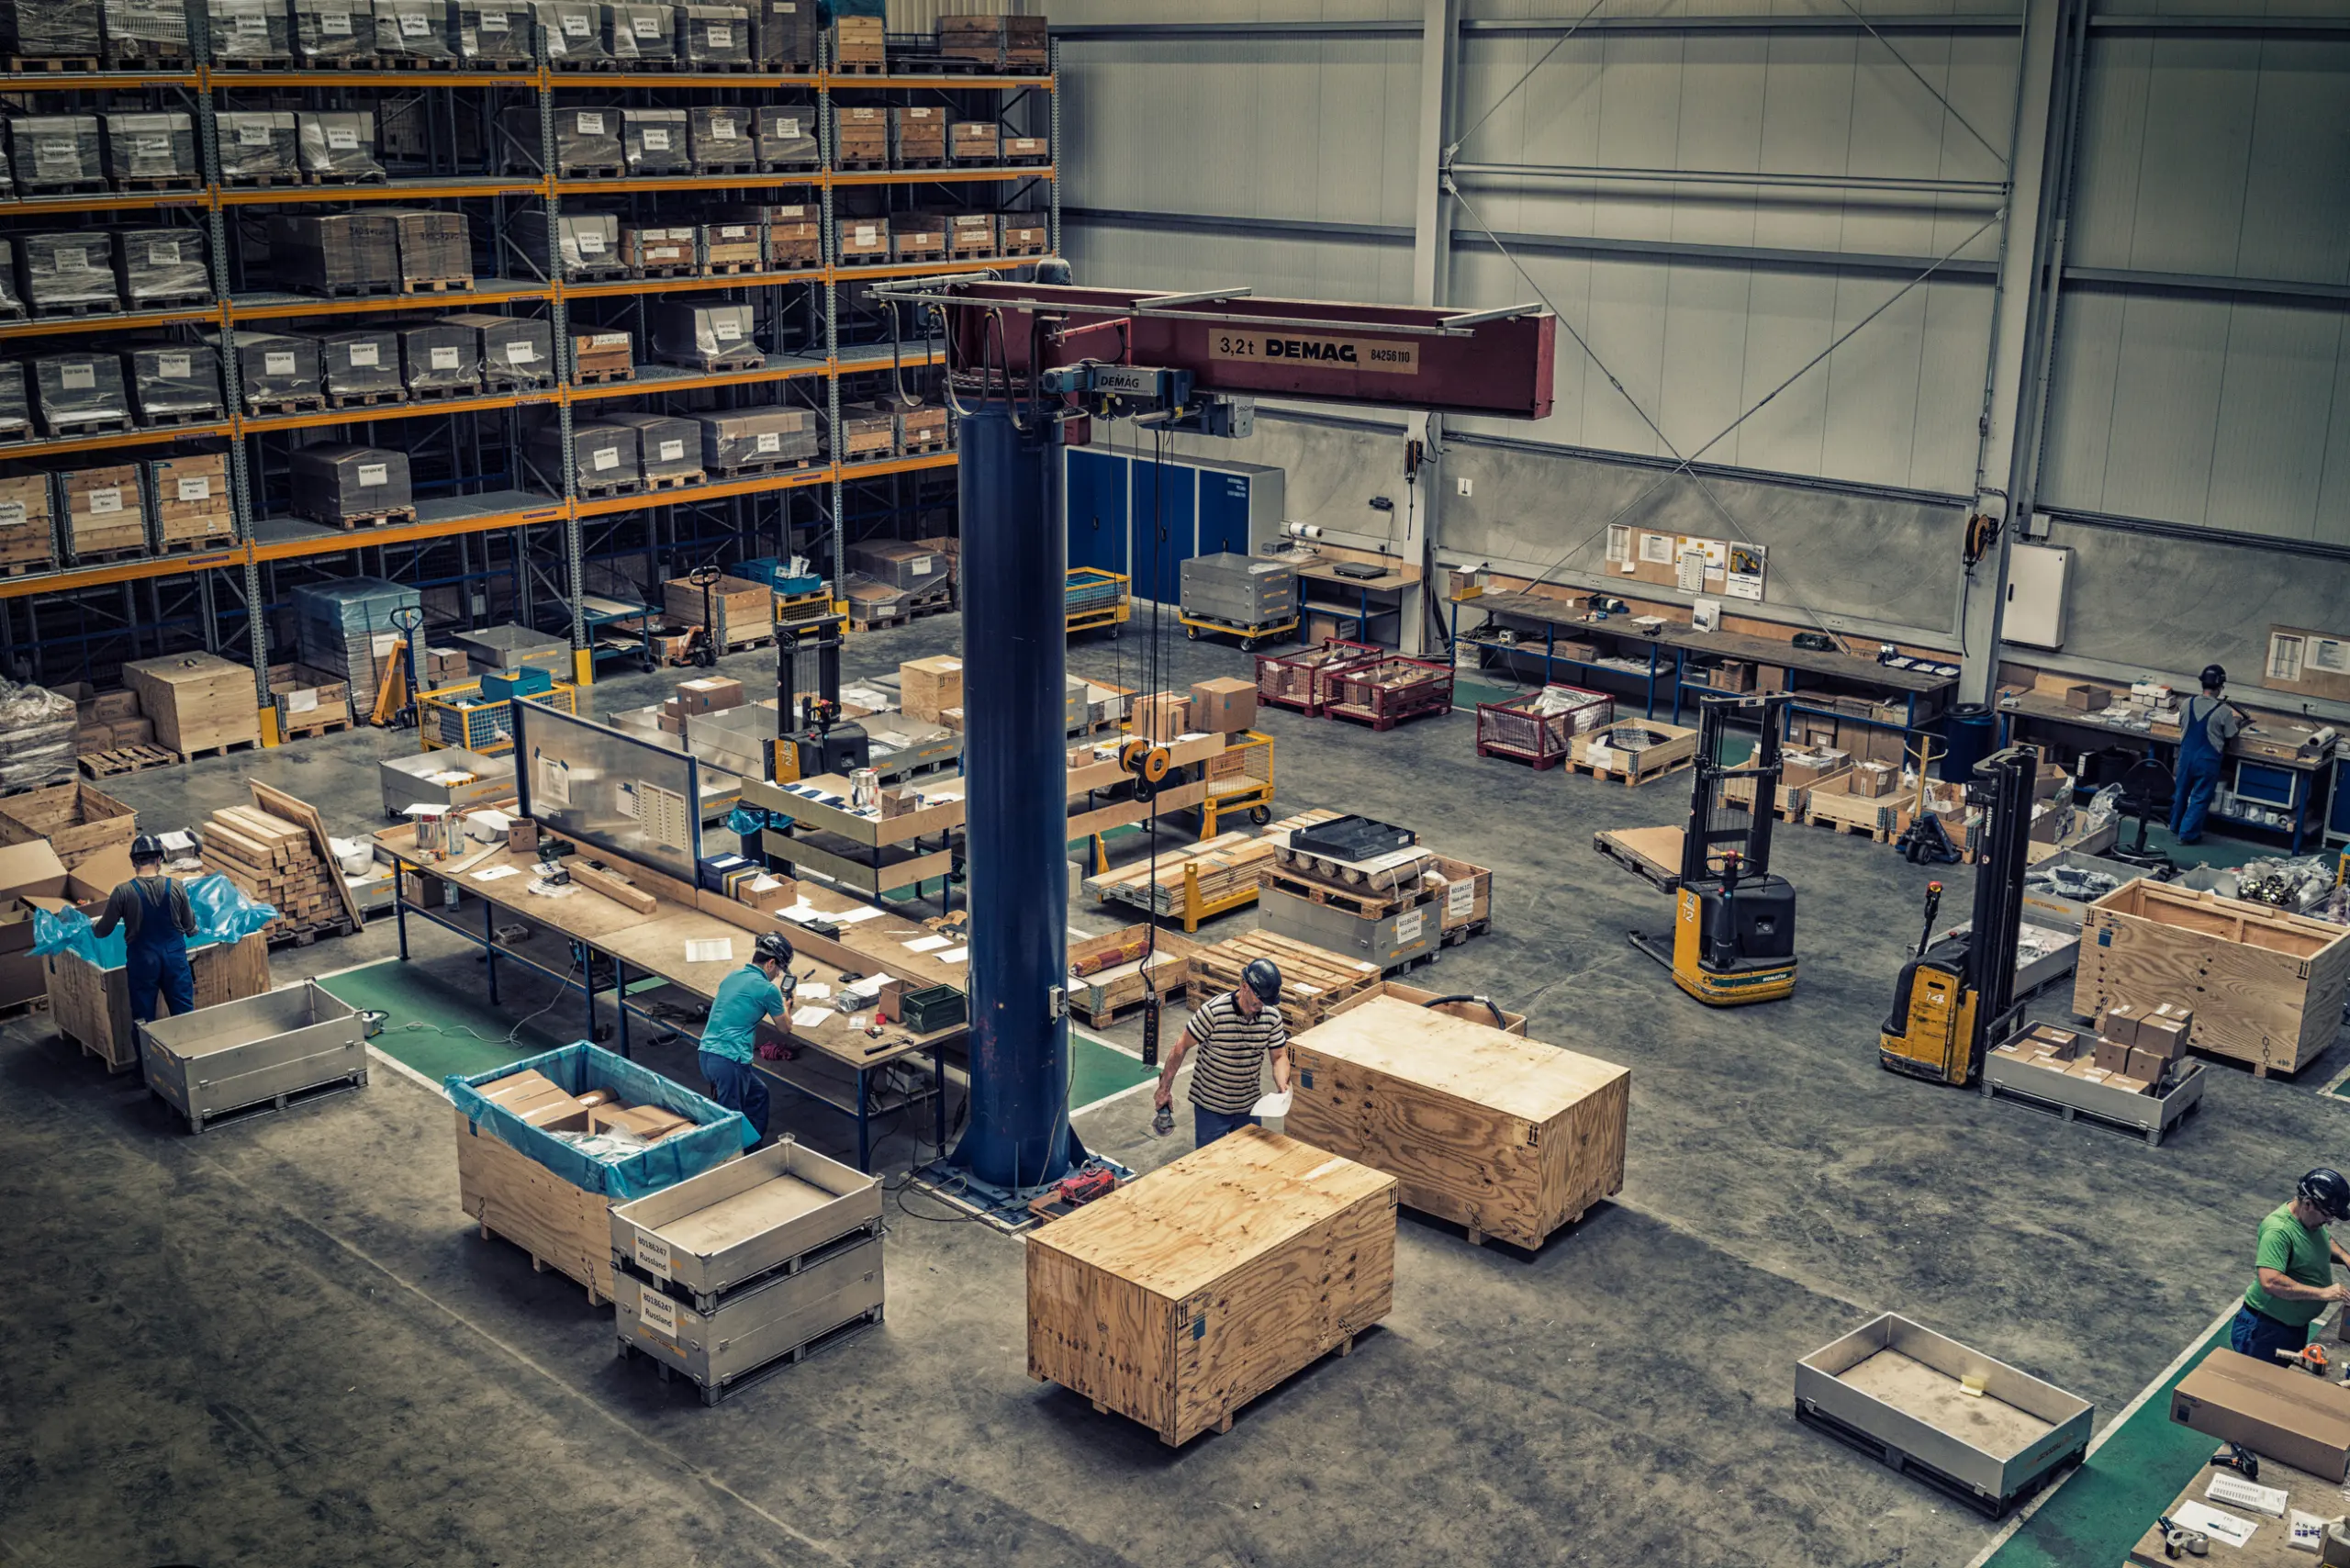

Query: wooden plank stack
[[1186, 929, 1379, 1030], [197, 788, 352, 942], [122, 651, 262, 756]]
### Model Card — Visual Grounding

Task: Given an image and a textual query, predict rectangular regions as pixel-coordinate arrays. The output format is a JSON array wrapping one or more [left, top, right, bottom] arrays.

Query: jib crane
[[871, 270, 1555, 1200]]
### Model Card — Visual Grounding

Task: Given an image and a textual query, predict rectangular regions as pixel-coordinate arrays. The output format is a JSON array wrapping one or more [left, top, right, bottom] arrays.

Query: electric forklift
[[1878, 745, 2038, 1085], [769, 617, 868, 784]]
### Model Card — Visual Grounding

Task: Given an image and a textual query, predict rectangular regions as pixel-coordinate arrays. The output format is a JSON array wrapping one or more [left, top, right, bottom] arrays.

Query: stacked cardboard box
[[270, 211, 399, 296], [1190, 677, 1258, 736], [746, 0, 815, 66], [676, 3, 749, 65], [115, 226, 208, 307], [124, 651, 261, 756], [622, 108, 690, 174], [442, 312, 550, 387], [697, 407, 816, 471], [291, 1, 369, 62], [1989, 1019, 2165, 1096], [120, 340, 223, 425], [650, 302, 759, 371], [605, 0, 674, 60], [33, 353, 131, 437], [828, 402, 895, 459], [269, 662, 352, 735], [384, 207, 471, 289], [219, 112, 298, 181], [71, 688, 151, 755], [610, 411, 701, 483]]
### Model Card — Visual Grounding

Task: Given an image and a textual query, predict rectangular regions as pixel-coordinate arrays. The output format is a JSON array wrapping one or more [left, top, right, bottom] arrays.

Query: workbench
[[576, 595, 660, 675], [1292, 556, 1420, 646], [745, 772, 967, 902], [2126, 1446, 2337, 1565], [376, 824, 958, 1170]]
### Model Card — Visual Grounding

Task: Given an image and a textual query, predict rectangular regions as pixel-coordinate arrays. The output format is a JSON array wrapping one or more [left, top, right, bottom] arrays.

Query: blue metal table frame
[[1448, 596, 1671, 717]]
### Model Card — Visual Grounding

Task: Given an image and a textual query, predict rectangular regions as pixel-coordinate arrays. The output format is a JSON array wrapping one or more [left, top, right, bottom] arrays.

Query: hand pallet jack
[[1879, 745, 2039, 1085]]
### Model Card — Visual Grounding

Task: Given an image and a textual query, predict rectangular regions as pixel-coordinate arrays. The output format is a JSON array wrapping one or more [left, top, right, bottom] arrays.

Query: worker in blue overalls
[[2169, 664, 2244, 846], [90, 834, 199, 1023]]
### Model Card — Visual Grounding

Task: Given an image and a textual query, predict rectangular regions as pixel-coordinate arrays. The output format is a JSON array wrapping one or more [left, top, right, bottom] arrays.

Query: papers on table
[[683, 937, 734, 965], [831, 905, 885, 924], [790, 1006, 832, 1029], [471, 864, 521, 881], [940, 947, 968, 965], [843, 972, 893, 1000], [797, 981, 831, 1000], [2172, 1501, 2258, 1550], [902, 935, 951, 953]]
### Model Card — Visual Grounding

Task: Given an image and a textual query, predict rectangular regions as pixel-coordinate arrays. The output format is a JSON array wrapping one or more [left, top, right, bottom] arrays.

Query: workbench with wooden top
[[744, 772, 968, 902], [375, 824, 957, 1169], [1280, 545, 1422, 646], [2126, 1446, 2341, 1565]]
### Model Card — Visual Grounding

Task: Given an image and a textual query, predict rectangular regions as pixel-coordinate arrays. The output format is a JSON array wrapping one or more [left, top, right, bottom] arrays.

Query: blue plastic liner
[[446, 1042, 753, 1204], [31, 873, 278, 968]]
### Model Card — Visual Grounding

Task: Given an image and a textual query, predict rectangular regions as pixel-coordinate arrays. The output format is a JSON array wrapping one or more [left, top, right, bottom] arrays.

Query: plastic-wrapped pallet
[[622, 108, 690, 174], [651, 301, 760, 372], [747, 0, 814, 66], [0, 0, 101, 55], [207, 0, 291, 60], [398, 321, 479, 396], [532, 0, 601, 61], [0, 681, 77, 796], [297, 111, 383, 182], [318, 329, 403, 402], [219, 330, 323, 410], [689, 106, 755, 170], [0, 240, 17, 317], [33, 353, 131, 435], [269, 212, 400, 296], [848, 539, 950, 595], [115, 226, 210, 308], [0, 363, 30, 442], [218, 112, 299, 182], [102, 113, 197, 186], [441, 312, 551, 387], [291, 444, 413, 524], [754, 106, 818, 171], [373, 0, 454, 60], [291, 577, 421, 715], [0, 131, 12, 198], [697, 408, 817, 472], [102, 0, 191, 53], [676, 5, 748, 66], [385, 207, 473, 289], [610, 412, 701, 482], [18, 230, 120, 315], [121, 341, 225, 425], [604, 1, 672, 61], [291, 0, 367, 59], [509, 208, 620, 278], [454, 1, 533, 62], [527, 419, 639, 493], [15, 116, 103, 192], [503, 106, 620, 175]]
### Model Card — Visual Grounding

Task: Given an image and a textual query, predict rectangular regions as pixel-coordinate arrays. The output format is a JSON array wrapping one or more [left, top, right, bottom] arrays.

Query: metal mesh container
[[218, 111, 299, 181], [296, 112, 383, 181], [373, 0, 454, 60], [651, 301, 760, 371], [398, 321, 479, 394], [224, 330, 323, 409], [754, 106, 818, 170], [385, 207, 472, 288], [207, 0, 292, 58], [689, 105, 755, 169], [15, 115, 103, 191], [270, 211, 400, 296], [532, 0, 601, 60], [622, 108, 690, 174], [610, 412, 701, 481], [102, 112, 196, 185], [453, 0, 532, 60], [509, 208, 620, 278], [102, 0, 190, 49], [604, 1, 673, 61], [18, 230, 120, 313], [121, 340, 224, 423], [698, 407, 815, 471], [0, 0, 101, 54], [528, 418, 639, 492], [291, 0, 368, 59], [441, 311, 552, 386], [676, 4, 748, 65], [0, 363, 29, 442], [504, 105, 621, 174], [115, 226, 209, 307], [32, 353, 132, 434], [318, 329, 403, 400], [746, 0, 814, 66], [292, 444, 414, 523]]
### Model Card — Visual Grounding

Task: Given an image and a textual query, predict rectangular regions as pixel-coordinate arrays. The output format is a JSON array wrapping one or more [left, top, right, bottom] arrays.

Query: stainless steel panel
[[513, 703, 702, 886], [1259, 883, 1436, 972], [378, 745, 514, 818], [615, 1232, 884, 1391], [1984, 1053, 2206, 1138], [138, 981, 366, 1131], [610, 1137, 880, 1301], [451, 623, 570, 673]]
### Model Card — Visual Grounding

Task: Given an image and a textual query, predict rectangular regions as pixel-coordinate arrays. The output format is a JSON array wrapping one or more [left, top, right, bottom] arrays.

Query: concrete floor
[[6, 610, 2344, 1568]]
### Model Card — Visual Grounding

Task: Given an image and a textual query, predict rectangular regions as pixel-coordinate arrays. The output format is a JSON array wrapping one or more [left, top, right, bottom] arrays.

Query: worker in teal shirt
[[2231, 1169, 2350, 1366], [699, 931, 796, 1142]]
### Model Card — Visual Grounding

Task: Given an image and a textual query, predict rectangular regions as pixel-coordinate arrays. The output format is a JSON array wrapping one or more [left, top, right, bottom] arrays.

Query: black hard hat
[[2300, 1168, 2350, 1222], [129, 834, 165, 864], [754, 932, 795, 967], [2200, 664, 2227, 689], [1241, 958, 1281, 1003]]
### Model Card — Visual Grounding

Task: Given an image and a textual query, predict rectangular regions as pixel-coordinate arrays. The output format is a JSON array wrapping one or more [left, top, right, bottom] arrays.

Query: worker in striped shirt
[[1153, 958, 1291, 1147]]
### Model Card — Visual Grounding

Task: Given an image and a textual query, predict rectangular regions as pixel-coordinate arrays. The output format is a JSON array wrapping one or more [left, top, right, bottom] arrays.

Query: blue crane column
[[950, 398, 1077, 1192]]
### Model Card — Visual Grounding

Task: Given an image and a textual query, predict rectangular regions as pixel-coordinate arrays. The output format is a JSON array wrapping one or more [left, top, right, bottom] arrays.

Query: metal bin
[[138, 981, 367, 1134]]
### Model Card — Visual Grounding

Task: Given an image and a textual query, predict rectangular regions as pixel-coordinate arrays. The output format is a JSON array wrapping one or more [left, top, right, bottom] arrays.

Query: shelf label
[[61, 363, 95, 390], [157, 353, 192, 379], [430, 346, 461, 370], [346, 341, 380, 367], [358, 464, 388, 487], [88, 488, 124, 515], [658, 439, 684, 461], [177, 476, 211, 502], [263, 352, 297, 376], [636, 1286, 678, 1339]]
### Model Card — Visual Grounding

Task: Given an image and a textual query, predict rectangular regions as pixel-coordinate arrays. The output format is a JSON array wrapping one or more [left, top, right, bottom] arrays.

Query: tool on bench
[[2157, 1517, 2210, 1560], [2208, 1440, 2259, 1482], [2277, 1342, 2333, 1378], [533, 837, 576, 886]]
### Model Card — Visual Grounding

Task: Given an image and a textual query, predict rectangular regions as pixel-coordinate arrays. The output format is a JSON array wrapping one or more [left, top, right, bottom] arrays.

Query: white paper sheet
[[471, 865, 521, 881], [844, 972, 893, 999], [797, 982, 831, 1000], [902, 935, 951, 952], [2172, 1501, 2257, 1550], [940, 947, 968, 964], [830, 905, 885, 924], [790, 1006, 832, 1029], [683, 937, 734, 965]]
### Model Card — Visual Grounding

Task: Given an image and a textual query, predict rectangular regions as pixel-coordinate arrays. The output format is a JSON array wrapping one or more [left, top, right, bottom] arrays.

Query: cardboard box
[[2092, 1037, 2133, 1074], [1852, 760, 1897, 799], [1189, 676, 1258, 735], [2172, 1348, 2350, 1480], [738, 873, 796, 913], [0, 840, 71, 902], [1136, 692, 1189, 745], [2126, 1046, 2170, 1083], [2136, 1013, 2188, 1059], [508, 819, 539, 855], [900, 656, 963, 722], [1782, 748, 1850, 788], [2098, 1002, 2143, 1047], [2029, 1024, 2085, 1058], [2063, 683, 2109, 711], [2110, 1071, 2158, 1096], [476, 1068, 589, 1127], [675, 676, 744, 716]]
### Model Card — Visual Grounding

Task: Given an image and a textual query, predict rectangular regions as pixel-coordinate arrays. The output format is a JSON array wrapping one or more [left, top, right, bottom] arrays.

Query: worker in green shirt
[[2231, 1169, 2350, 1366], [698, 931, 797, 1143]]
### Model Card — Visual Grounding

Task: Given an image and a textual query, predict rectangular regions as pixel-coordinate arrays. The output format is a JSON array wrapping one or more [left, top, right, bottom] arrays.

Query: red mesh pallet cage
[[1253, 638, 1381, 717], [1325, 656, 1453, 732], [1474, 684, 1615, 770]]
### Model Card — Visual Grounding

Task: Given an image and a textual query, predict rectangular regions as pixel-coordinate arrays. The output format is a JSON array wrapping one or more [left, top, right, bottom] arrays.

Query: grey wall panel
[[2207, 304, 2344, 540], [2238, 41, 2350, 286], [1156, 415, 1416, 543], [1060, 219, 1415, 304], [2325, 338, 2350, 543]]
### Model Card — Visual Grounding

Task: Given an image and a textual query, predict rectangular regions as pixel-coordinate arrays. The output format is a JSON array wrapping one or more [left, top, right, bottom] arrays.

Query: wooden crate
[[1026, 1127, 1396, 1446], [46, 935, 272, 1073], [1803, 767, 1906, 840], [621, 223, 696, 274], [831, 403, 897, 458], [572, 330, 632, 379], [2071, 882, 2350, 1077], [0, 781, 136, 868], [0, 474, 56, 573], [1068, 924, 1199, 1026], [1187, 928, 1380, 1029], [453, 1106, 617, 1303], [1572, 721, 1699, 786], [830, 13, 882, 69], [123, 652, 262, 756], [664, 574, 770, 647], [1286, 995, 1629, 1250], [268, 661, 352, 734], [1330, 981, 1528, 1035], [1428, 852, 1491, 935], [149, 452, 232, 545], [62, 465, 147, 555]]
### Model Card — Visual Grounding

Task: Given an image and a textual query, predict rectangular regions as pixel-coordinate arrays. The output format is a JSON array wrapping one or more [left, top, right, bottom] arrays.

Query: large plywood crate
[[122, 651, 261, 756], [0, 780, 136, 867], [1026, 1127, 1396, 1446], [454, 1106, 620, 1302], [1286, 994, 1629, 1249], [46, 935, 273, 1073], [2071, 881, 2350, 1077]]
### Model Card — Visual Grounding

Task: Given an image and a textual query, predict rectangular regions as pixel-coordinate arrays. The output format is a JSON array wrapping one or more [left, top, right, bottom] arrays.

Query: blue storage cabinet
[[1065, 451, 1284, 601], [1065, 447, 1127, 577], [1127, 459, 1197, 604], [1193, 460, 1286, 557]]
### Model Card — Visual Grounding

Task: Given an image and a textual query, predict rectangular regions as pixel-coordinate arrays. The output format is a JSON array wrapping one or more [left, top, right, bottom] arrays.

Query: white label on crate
[[89, 488, 124, 515], [853, 224, 878, 244], [321, 10, 352, 30], [61, 363, 96, 390], [479, 10, 508, 28], [576, 229, 607, 253], [713, 317, 742, 341], [0, 503, 22, 528], [35, 139, 76, 170], [562, 11, 589, 34], [636, 1286, 679, 1338], [287, 688, 319, 713], [136, 135, 171, 159], [591, 445, 618, 470], [398, 9, 430, 33], [591, 331, 628, 346], [711, 119, 736, 140], [707, 23, 730, 45], [774, 117, 800, 138], [430, 346, 460, 370], [237, 122, 271, 145], [576, 111, 605, 135], [1446, 879, 1475, 920], [778, 1, 793, 8], [346, 341, 380, 367], [1395, 909, 1425, 944], [658, 439, 684, 461], [506, 340, 537, 363], [358, 463, 388, 487], [776, 204, 803, 218], [633, 1233, 672, 1279], [157, 353, 192, 379], [234, 11, 265, 27], [910, 554, 933, 576], [632, 13, 658, 36], [148, 241, 183, 267], [649, 245, 680, 261], [177, 476, 212, 502], [264, 351, 297, 376], [642, 127, 671, 151], [327, 127, 359, 150], [755, 431, 780, 453]]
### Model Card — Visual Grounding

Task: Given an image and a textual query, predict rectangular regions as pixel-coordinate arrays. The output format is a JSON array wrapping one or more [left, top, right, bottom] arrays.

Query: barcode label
[[641, 128, 671, 151], [506, 341, 538, 363], [264, 352, 297, 376], [576, 111, 605, 135], [89, 488, 124, 514], [658, 439, 684, 461], [157, 353, 193, 379], [358, 464, 388, 486], [177, 476, 212, 502], [430, 346, 460, 370], [327, 127, 359, 150], [592, 445, 619, 470], [61, 364, 96, 390], [347, 341, 380, 367]]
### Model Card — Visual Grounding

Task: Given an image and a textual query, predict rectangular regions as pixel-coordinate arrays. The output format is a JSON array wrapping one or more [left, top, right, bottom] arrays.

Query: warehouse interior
[[4, 3, 2349, 1566]]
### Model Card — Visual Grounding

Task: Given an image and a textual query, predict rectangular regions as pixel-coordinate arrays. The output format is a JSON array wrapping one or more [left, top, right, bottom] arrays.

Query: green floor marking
[[1070, 1027, 1155, 1109], [318, 958, 569, 1084], [1452, 678, 1518, 711], [1982, 1317, 2232, 1568]]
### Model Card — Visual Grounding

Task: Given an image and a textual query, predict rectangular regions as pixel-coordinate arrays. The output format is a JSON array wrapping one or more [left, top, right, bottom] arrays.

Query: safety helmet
[[129, 834, 166, 865], [1241, 958, 1281, 1003], [2300, 1168, 2350, 1222], [754, 931, 795, 968], [2200, 664, 2227, 690]]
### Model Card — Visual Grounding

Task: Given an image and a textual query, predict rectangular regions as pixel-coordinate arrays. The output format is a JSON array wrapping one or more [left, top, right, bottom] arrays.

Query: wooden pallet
[[280, 714, 354, 741], [265, 916, 356, 949], [1188, 930, 1382, 1030], [632, 263, 697, 279], [30, 298, 126, 319], [314, 506, 418, 530], [643, 471, 706, 491], [1796, 811, 1899, 844], [573, 365, 632, 385], [247, 397, 325, 417], [124, 290, 211, 313], [400, 275, 476, 294], [222, 172, 304, 187], [0, 556, 57, 578], [156, 532, 234, 555], [79, 744, 178, 779], [1439, 916, 1492, 949], [478, 1215, 607, 1305], [1259, 866, 1439, 923], [1567, 752, 1692, 788], [576, 479, 644, 499], [111, 175, 200, 191], [135, 405, 226, 428], [299, 171, 391, 185], [325, 388, 408, 409], [72, 545, 150, 566], [6, 55, 100, 73], [176, 738, 260, 763], [406, 382, 485, 402], [708, 454, 818, 479]]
